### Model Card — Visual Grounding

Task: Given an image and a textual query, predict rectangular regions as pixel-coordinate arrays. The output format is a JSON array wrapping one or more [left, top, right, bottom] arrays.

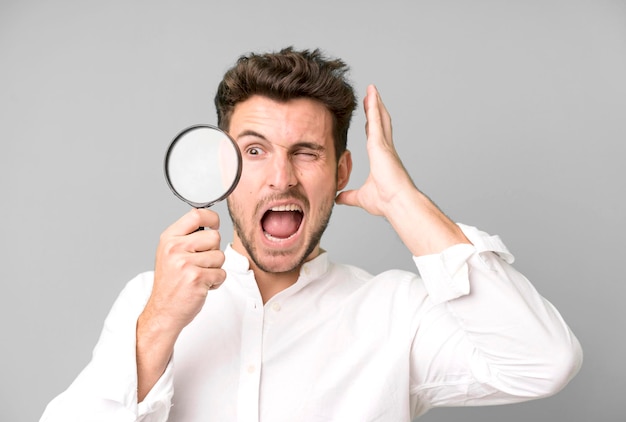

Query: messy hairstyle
[[214, 47, 357, 161]]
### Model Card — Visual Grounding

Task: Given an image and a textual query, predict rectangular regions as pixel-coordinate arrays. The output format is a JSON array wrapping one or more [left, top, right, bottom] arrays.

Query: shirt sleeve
[[408, 224, 582, 412], [40, 272, 174, 422]]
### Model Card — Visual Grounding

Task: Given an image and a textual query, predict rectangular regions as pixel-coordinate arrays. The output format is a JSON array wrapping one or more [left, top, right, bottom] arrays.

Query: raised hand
[[335, 84, 415, 217], [336, 85, 470, 257]]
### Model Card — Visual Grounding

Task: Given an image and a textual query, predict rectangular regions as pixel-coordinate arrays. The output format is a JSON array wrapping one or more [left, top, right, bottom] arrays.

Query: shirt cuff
[[413, 224, 515, 304], [138, 358, 175, 417]]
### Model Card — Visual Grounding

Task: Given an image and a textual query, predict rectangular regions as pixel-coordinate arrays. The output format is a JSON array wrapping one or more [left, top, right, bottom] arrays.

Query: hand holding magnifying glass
[[136, 125, 242, 401]]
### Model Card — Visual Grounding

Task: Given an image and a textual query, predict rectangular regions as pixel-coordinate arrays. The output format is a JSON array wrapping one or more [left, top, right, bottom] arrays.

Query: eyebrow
[[292, 142, 325, 152], [236, 130, 326, 152], [236, 129, 267, 140]]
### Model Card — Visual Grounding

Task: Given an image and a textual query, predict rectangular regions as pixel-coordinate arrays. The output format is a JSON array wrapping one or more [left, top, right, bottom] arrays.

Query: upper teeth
[[270, 204, 302, 212]]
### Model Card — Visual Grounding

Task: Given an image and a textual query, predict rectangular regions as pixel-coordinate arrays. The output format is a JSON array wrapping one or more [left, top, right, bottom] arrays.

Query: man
[[41, 47, 582, 421]]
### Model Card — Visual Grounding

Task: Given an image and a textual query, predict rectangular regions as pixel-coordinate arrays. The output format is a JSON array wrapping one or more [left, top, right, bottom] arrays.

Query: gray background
[[1, 0, 624, 421]]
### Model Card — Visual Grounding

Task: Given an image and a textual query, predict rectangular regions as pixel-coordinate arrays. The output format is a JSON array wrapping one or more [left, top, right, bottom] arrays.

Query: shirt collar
[[223, 244, 330, 282], [223, 244, 252, 274]]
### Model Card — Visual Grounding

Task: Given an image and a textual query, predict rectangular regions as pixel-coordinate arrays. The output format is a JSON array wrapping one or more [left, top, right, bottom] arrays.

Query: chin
[[252, 245, 311, 274]]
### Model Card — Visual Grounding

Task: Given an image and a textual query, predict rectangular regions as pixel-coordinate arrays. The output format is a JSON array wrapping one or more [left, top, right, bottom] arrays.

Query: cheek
[[227, 188, 249, 213], [233, 173, 258, 197], [307, 180, 338, 207]]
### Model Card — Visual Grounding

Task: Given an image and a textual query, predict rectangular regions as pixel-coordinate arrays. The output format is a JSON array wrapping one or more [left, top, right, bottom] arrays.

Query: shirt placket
[[237, 296, 264, 422]]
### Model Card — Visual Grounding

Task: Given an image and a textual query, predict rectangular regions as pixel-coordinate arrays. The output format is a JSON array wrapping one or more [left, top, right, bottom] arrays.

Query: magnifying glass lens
[[164, 125, 241, 208]]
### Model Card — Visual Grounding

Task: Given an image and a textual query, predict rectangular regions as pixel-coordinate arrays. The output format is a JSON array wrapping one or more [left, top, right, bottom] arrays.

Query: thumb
[[335, 189, 360, 207]]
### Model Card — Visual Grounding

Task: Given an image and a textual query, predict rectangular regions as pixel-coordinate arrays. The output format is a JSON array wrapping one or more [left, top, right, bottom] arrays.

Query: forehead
[[229, 95, 334, 146]]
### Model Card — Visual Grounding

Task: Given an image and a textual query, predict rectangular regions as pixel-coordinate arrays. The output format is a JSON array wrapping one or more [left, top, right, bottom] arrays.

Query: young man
[[41, 47, 582, 421]]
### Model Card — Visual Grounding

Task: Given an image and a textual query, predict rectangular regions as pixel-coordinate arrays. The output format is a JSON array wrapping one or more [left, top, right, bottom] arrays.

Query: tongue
[[262, 211, 302, 239]]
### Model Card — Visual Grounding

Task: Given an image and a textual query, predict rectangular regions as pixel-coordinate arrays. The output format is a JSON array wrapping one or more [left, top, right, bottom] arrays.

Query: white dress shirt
[[40, 224, 582, 421]]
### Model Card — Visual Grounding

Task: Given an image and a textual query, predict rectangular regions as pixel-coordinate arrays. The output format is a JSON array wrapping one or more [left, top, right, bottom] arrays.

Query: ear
[[336, 150, 352, 191]]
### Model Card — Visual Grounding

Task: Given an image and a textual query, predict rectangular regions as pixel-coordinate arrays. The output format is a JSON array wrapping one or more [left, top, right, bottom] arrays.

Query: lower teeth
[[264, 231, 297, 242]]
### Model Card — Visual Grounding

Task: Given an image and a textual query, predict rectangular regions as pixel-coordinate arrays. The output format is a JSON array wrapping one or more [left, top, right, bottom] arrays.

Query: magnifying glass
[[164, 124, 242, 209]]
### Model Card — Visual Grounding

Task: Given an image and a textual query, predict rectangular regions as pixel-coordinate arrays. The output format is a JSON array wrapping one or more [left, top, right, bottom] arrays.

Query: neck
[[230, 238, 321, 303], [253, 267, 300, 303]]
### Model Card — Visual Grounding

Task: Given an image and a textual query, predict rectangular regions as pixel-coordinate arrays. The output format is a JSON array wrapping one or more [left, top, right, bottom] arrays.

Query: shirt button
[[271, 302, 281, 312], [247, 365, 256, 374], [303, 266, 310, 275]]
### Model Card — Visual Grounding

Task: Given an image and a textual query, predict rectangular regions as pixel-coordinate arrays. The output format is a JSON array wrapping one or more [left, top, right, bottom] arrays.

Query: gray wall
[[1, 0, 624, 420]]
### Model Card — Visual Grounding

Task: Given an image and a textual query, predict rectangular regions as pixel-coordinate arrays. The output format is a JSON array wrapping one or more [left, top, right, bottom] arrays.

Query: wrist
[[136, 306, 181, 349], [385, 187, 471, 257], [136, 308, 180, 401]]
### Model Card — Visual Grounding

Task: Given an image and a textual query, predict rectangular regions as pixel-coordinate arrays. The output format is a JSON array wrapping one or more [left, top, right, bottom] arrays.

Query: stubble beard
[[227, 192, 335, 274]]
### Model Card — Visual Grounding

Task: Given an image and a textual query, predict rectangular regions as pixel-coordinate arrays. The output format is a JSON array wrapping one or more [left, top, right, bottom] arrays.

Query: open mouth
[[261, 204, 304, 241]]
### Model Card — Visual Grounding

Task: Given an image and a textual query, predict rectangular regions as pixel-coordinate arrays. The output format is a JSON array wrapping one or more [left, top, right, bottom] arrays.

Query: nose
[[268, 152, 297, 191]]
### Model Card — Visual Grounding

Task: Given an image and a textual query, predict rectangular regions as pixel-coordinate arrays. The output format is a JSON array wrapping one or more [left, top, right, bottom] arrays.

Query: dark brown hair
[[214, 47, 357, 160]]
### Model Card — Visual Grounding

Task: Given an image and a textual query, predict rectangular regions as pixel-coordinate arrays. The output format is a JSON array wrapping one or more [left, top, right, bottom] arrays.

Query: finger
[[365, 85, 393, 145], [159, 225, 221, 258], [371, 86, 393, 142], [364, 85, 383, 141], [194, 208, 220, 230], [363, 85, 385, 144], [163, 208, 220, 237], [335, 189, 360, 207], [202, 268, 227, 291], [187, 249, 226, 270], [187, 227, 222, 252]]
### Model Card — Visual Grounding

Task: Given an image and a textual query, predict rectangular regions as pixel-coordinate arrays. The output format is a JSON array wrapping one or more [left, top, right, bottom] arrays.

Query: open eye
[[246, 146, 265, 156]]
